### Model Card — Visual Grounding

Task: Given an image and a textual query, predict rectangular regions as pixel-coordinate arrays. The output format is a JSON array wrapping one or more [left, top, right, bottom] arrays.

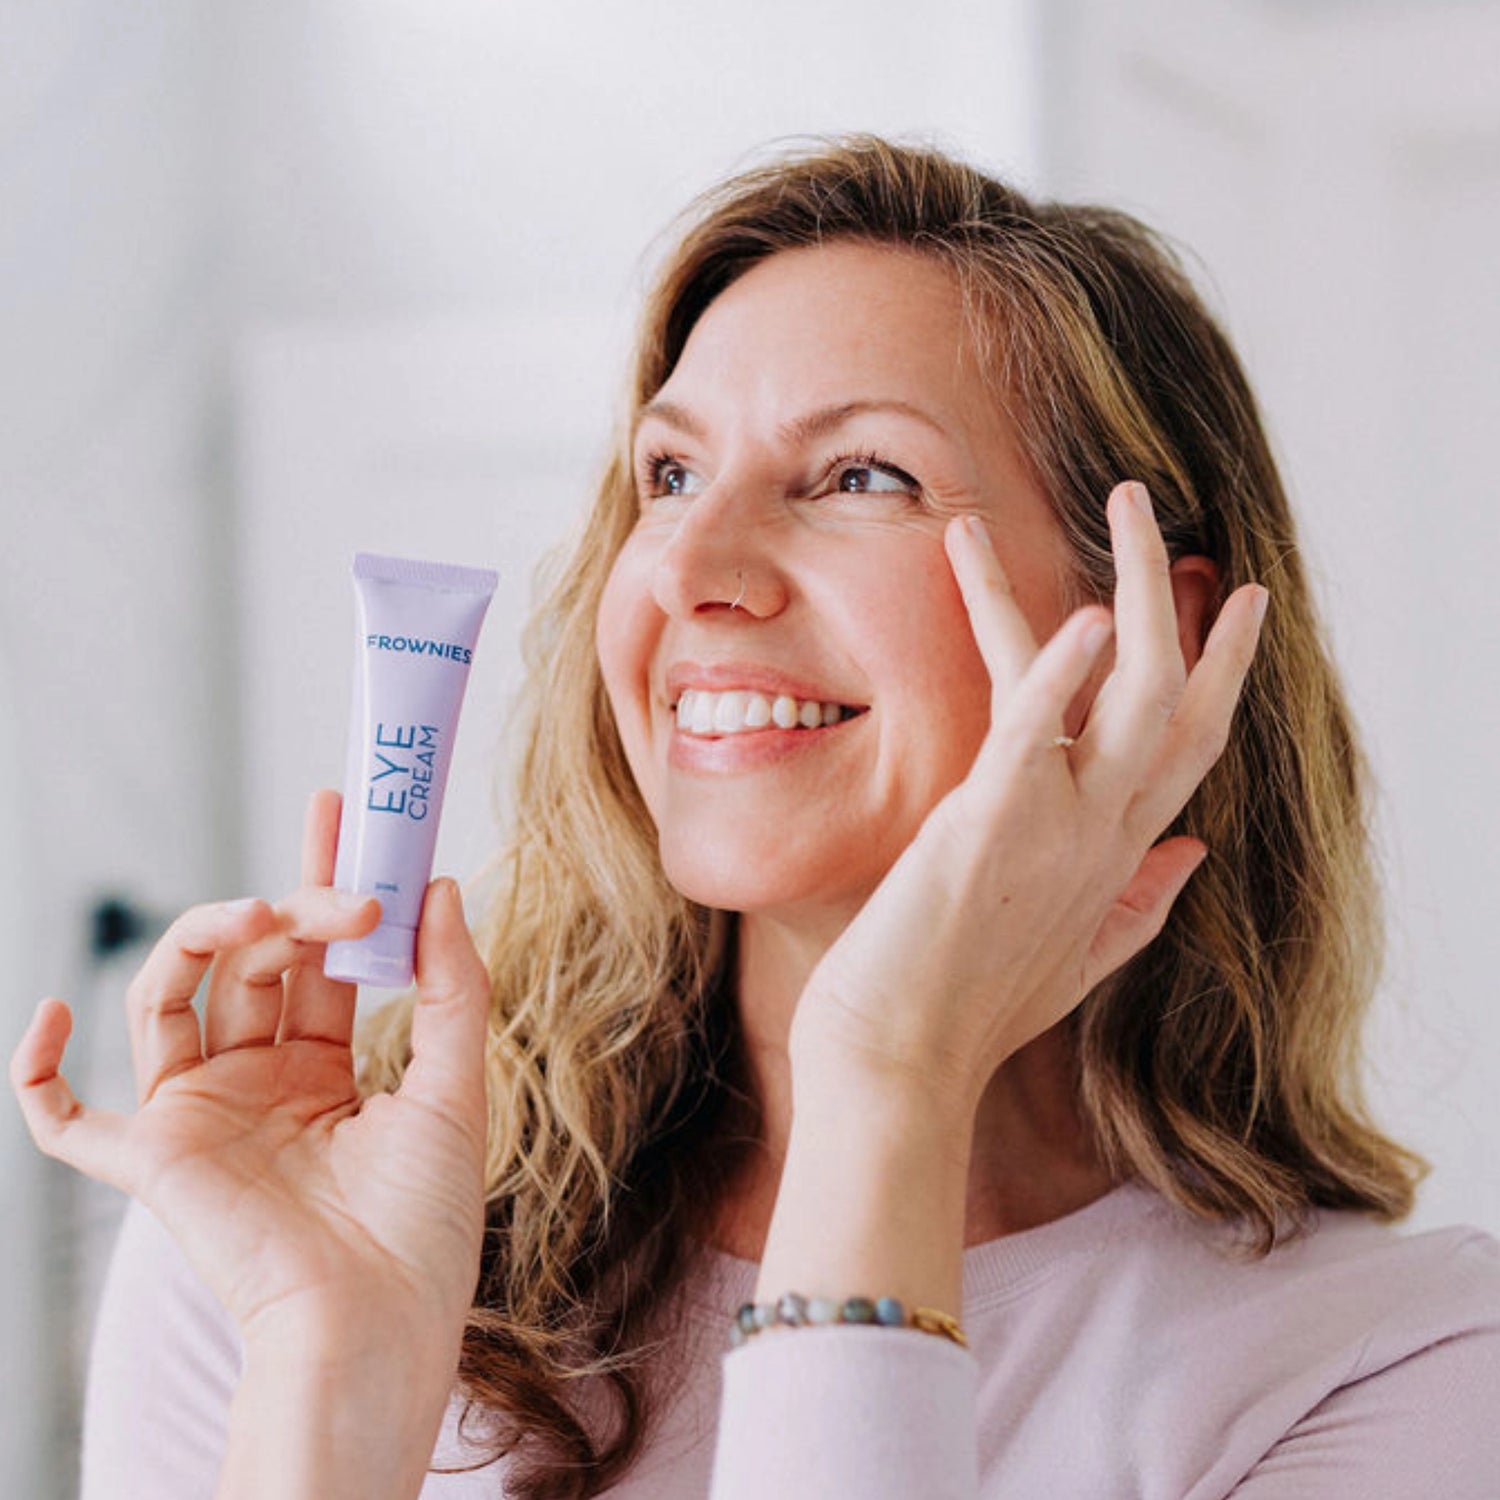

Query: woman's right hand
[[8, 789, 492, 1361]]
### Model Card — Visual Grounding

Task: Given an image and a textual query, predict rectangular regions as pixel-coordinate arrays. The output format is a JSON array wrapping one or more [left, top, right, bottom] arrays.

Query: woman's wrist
[[235, 1279, 471, 1361], [218, 1314, 465, 1500], [787, 1000, 994, 1131], [752, 1068, 975, 1319]]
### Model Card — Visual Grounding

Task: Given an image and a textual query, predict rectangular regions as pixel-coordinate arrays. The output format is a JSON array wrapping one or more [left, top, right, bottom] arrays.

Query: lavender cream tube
[[324, 552, 497, 988]]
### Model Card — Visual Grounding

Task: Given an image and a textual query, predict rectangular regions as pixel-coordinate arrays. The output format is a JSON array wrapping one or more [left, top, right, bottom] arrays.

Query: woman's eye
[[641, 455, 702, 498], [831, 459, 920, 498], [637, 450, 919, 503]]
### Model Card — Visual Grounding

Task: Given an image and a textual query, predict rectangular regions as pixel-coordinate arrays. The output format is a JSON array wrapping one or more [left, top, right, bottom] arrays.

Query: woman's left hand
[[789, 480, 1268, 1119]]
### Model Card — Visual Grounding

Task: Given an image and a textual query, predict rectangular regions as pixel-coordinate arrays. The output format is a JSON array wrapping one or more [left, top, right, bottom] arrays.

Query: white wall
[[224, 0, 1042, 323], [0, 652, 45, 1500]]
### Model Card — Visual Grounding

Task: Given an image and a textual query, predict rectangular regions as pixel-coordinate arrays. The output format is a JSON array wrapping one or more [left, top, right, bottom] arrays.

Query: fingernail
[[332, 890, 371, 911], [222, 897, 259, 914], [1130, 482, 1154, 518], [1251, 586, 1270, 629], [965, 514, 995, 552]]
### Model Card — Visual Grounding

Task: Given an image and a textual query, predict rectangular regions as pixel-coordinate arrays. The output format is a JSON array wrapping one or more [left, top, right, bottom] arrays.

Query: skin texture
[[8, 241, 1267, 1492]]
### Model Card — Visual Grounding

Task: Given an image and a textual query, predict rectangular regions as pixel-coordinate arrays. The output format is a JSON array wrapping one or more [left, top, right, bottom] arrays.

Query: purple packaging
[[324, 552, 497, 988]]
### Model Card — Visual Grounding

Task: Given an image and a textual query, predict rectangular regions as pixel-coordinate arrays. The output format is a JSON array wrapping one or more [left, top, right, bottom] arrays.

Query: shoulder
[[966, 1179, 1500, 1353], [1221, 1213, 1500, 1498], [962, 1185, 1500, 1497], [1080, 1185, 1500, 1384], [1170, 1196, 1500, 1370]]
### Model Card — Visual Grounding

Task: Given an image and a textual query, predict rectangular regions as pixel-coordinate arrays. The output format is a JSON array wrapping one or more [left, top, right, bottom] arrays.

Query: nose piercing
[[729, 570, 747, 611]]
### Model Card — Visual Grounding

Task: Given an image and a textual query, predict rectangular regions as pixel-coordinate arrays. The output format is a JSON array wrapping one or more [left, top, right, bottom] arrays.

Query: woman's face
[[596, 241, 1077, 922]]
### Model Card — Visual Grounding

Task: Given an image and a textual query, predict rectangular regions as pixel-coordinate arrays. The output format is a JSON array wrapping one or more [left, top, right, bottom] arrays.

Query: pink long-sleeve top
[[82, 1181, 1500, 1498]]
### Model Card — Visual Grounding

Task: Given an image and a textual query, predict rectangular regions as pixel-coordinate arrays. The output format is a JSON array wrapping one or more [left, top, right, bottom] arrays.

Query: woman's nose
[[649, 490, 789, 620]]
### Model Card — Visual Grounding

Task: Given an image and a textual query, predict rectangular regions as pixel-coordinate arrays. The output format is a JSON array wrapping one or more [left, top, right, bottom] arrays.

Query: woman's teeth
[[675, 688, 857, 737]]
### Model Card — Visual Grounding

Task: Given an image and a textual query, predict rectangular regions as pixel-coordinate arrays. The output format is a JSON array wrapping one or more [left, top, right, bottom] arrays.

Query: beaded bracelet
[[729, 1293, 968, 1349]]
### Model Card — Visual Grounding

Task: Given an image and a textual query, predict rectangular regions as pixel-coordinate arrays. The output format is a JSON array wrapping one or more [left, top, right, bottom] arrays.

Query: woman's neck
[[704, 911, 1116, 1262]]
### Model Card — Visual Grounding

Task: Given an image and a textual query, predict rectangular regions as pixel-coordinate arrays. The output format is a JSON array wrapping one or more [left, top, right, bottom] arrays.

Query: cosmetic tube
[[324, 552, 497, 988]]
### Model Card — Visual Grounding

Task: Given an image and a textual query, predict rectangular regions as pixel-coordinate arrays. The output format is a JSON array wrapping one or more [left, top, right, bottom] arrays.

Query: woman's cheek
[[596, 535, 652, 663], [595, 543, 663, 783]]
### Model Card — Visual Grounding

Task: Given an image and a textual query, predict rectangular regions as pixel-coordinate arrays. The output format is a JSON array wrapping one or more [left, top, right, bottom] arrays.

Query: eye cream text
[[366, 723, 442, 819]]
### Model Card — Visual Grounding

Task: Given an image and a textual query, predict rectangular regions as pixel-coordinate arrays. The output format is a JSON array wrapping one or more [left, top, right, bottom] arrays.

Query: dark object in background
[[87, 896, 153, 962]]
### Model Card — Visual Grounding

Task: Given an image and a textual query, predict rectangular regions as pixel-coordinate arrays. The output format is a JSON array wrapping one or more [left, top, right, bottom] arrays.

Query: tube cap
[[325, 923, 416, 989]]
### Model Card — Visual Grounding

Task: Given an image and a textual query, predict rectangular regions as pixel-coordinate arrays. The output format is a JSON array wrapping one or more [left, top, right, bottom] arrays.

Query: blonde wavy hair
[[357, 134, 1427, 1498]]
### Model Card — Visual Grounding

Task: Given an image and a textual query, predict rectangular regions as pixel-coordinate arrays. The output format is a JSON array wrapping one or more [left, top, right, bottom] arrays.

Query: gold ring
[[1051, 735, 1077, 749]]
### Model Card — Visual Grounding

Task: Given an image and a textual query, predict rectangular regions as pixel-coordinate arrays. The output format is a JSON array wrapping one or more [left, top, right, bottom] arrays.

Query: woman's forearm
[[752, 1071, 975, 1318], [216, 1321, 462, 1500]]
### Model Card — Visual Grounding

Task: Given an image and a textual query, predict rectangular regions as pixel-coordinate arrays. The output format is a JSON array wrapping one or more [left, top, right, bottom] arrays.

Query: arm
[[752, 1076, 972, 1324], [711, 1323, 980, 1500], [13, 792, 492, 1500], [713, 1082, 981, 1500], [217, 1316, 463, 1500], [756, 487, 1263, 1323], [712, 489, 1265, 1497], [84, 1200, 462, 1500], [82, 1202, 241, 1499]]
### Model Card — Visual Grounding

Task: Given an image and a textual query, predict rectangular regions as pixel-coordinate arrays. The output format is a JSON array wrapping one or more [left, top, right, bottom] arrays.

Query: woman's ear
[[1169, 555, 1222, 672]]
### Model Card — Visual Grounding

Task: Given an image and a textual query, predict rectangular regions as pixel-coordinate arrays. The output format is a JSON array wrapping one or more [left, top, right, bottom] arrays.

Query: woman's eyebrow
[[634, 397, 951, 447]]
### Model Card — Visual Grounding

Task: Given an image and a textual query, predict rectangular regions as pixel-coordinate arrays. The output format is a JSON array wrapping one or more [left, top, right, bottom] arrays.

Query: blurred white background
[[1, 1, 1496, 1493]]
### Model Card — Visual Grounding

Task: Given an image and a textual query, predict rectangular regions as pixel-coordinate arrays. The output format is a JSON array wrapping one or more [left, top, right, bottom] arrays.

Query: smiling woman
[[599, 242, 1081, 920], [14, 135, 1500, 1500]]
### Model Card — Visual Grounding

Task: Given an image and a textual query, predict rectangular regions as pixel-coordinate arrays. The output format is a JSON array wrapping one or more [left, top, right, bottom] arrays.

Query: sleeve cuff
[[709, 1325, 979, 1500]]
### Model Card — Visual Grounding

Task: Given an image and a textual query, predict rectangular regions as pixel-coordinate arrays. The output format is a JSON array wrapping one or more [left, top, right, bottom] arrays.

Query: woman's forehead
[[638, 244, 1004, 444]]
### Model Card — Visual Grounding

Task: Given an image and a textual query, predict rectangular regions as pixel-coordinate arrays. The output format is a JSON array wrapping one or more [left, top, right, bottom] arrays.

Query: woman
[[13, 136, 1500, 1498]]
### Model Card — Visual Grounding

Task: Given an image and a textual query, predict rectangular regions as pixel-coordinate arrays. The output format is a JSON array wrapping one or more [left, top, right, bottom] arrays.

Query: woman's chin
[[658, 842, 878, 922]]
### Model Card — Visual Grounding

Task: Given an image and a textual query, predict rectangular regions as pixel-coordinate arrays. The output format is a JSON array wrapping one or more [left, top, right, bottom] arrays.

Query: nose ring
[[729, 570, 747, 611]]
